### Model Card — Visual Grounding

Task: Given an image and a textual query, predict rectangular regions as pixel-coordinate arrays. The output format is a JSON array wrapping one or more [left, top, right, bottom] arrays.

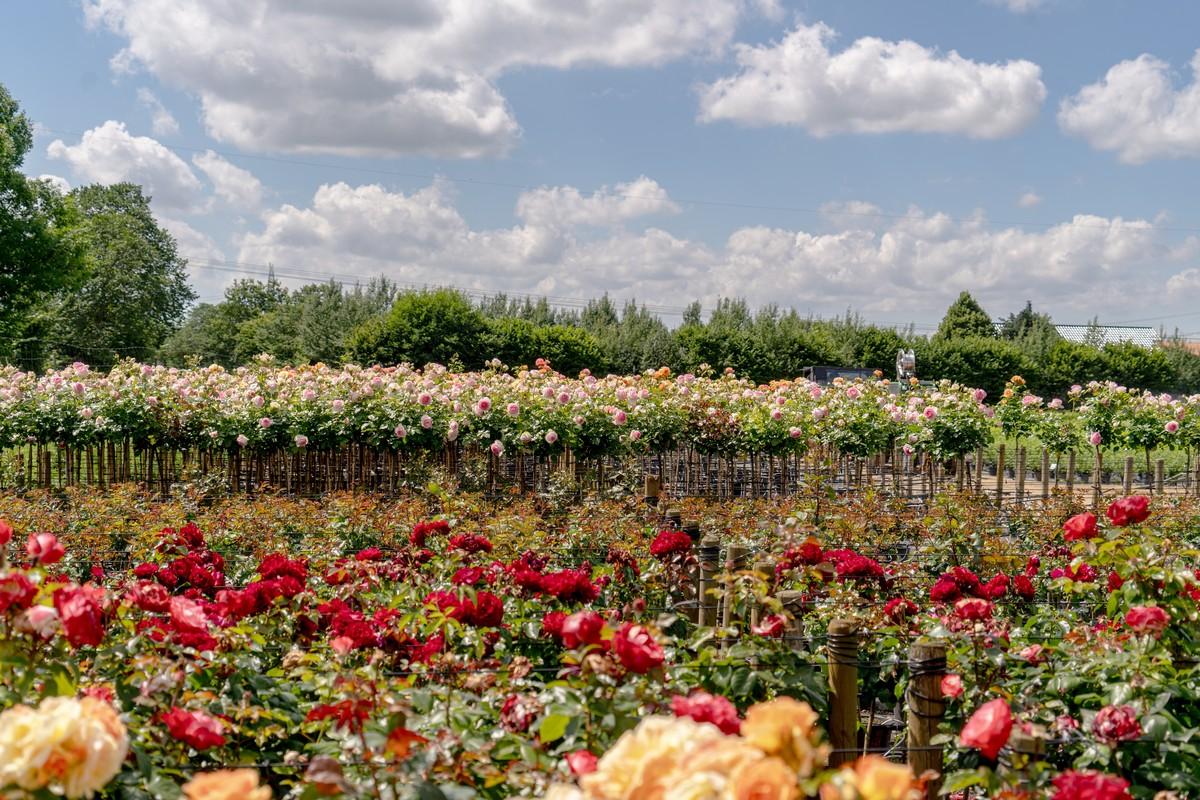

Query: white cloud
[[1017, 191, 1042, 208], [986, 0, 1046, 12], [136, 87, 179, 136], [36, 174, 72, 193], [191, 150, 263, 209], [1059, 51, 1200, 163], [160, 217, 229, 299], [229, 179, 1176, 321], [46, 121, 204, 212], [697, 22, 1046, 138], [515, 177, 679, 229], [83, 0, 758, 158]]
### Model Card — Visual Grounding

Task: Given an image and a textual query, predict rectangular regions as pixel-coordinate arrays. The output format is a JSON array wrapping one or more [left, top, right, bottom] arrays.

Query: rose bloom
[[1062, 512, 1098, 542], [566, 749, 598, 776], [959, 699, 1012, 761], [729, 756, 797, 800], [1124, 605, 1169, 637], [27, 532, 65, 565], [941, 674, 964, 699], [1105, 495, 1150, 527], [820, 755, 917, 800], [752, 614, 786, 638], [741, 697, 830, 778], [0, 696, 128, 799], [0, 518, 12, 546], [182, 770, 272, 800], [54, 584, 106, 648], [1050, 770, 1131, 800], [579, 716, 726, 800], [953, 598, 993, 621], [613, 623, 665, 674], [1092, 705, 1142, 746], [671, 691, 741, 735], [161, 707, 227, 750]]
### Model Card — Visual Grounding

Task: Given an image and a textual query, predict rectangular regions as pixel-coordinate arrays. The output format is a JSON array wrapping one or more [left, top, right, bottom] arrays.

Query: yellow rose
[[544, 785, 584, 800], [183, 770, 272, 800], [580, 717, 725, 800], [0, 697, 128, 799], [729, 757, 797, 800], [741, 698, 830, 778], [851, 756, 917, 800]]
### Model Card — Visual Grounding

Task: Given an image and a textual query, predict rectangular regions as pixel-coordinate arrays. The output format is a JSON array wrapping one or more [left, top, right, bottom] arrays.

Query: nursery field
[[2, 362, 1200, 800], [0, 481, 1198, 800]]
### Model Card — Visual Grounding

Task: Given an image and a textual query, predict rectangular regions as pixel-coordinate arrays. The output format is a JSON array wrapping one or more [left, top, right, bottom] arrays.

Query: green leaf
[[538, 713, 572, 743]]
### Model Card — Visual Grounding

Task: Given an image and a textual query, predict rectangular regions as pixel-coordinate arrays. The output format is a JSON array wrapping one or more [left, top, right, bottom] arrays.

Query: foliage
[[934, 292, 997, 342]]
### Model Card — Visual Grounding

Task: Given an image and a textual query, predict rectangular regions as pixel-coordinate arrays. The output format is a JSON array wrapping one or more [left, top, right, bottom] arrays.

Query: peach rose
[[183, 770, 272, 800], [580, 716, 725, 800], [730, 756, 797, 800], [0, 697, 128, 798], [741, 698, 830, 778], [851, 756, 918, 800]]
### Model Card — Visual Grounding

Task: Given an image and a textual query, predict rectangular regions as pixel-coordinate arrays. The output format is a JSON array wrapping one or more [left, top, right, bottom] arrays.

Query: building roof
[[1053, 325, 1160, 348], [992, 322, 1160, 348]]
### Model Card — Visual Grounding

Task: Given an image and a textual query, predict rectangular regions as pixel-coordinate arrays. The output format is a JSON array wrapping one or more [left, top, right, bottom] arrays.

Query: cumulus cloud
[[36, 174, 72, 193], [986, 0, 1046, 12], [136, 87, 179, 136], [1017, 192, 1042, 208], [1059, 50, 1200, 163], [228, 179, 1174, 320], [697, 22, 1046, 138], [46, 120, 204, 212], [83, 0, 756, 158], [191, 150, 263, 209], [515, 177, 679, 229]]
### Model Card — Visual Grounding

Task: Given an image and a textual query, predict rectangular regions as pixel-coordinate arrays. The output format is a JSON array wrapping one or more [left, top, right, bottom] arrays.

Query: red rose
[[1107, 572, 1125, 593], [954, 598, 994, 621], [941, 674, 964, 699], [169, 596, 210, 632], [959, 698, 1012, 760], [883, 598, 918, 623], [161, 707, 227, 750], [1051, 771, 1131, 800], [1012, 575, 1036, 600], [670, 691, 741, 735], [127, 581, 170, 612], [1062, 512, 1099, 542], [53, 584, 105, 648], [566, 750, 598, 776], [541, 610, 567, 640], [649, 530, 692, 560], [752, 613, 786, 637], [929, 578, 961, 603], [499, 694, 540, 733], [467, 591, 504, 627], [1124, 605, 1169, 637], [355, 547, 384, 562], [560, 610, 605, 648], [26, 533, 65, 565], [1105, 495, 1150, 527], [1092, 705, 1142, 746], [980, 574, 1008, 600], [0, 572, 38, 613], [448, 533, 493, 555], [539, 567, 599, 604], [613, 622, 665, 674], [0, 519, 12, 547], [451, 567, 484, 586]]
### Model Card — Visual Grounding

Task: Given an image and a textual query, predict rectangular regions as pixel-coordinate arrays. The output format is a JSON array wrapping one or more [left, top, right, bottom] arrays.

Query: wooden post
[[974, 447, 984, 493], [1155, 459, 1165, 495], [994, 444, 1006, 505], [1041, 448, 1050, 500], [827, 619, 859, 766], [1015, 447, 1026, 504], [723, 545, 750, 628], [907, 640, 946, 797], [751, 560, 774, 629], [1093, 449, 1103, 508], [1067, 450, 1076, 496], [1123, 456, 1134, 495], [698, 534, 721, 627]]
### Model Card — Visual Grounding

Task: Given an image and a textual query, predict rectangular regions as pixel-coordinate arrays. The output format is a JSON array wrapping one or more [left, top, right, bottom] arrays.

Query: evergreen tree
[[934, 292, 996, 341]]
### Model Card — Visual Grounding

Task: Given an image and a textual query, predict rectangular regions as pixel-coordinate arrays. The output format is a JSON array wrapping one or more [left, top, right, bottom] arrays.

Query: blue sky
[[6, 1, 1200, 332]]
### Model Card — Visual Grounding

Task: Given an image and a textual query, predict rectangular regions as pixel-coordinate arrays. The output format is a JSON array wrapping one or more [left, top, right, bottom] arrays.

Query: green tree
[[0, 83, 86, 362], [48, 183, 195, 367], [934, 292, 996, 341], [916, 336, 1032, 398], [1039, 340, 1108, 395], [1101, 342, 1176, 393], [159, 277, 289, 367], [345, 289, 488, 368]]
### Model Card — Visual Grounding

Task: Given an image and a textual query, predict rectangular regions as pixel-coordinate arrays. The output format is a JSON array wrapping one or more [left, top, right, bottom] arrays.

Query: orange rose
[[183, 770, 272, 800], [730, 757, 797, 800], [741, 698, 829, 778]]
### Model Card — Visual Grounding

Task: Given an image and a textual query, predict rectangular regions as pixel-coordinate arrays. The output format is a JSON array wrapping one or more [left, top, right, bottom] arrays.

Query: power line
[[37, 126, 1200, 235]]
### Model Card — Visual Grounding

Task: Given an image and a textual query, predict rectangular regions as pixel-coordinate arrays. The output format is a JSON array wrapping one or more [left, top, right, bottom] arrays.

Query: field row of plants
[[3, 362, 1200, 467], [0, 486, 1197, 798]]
